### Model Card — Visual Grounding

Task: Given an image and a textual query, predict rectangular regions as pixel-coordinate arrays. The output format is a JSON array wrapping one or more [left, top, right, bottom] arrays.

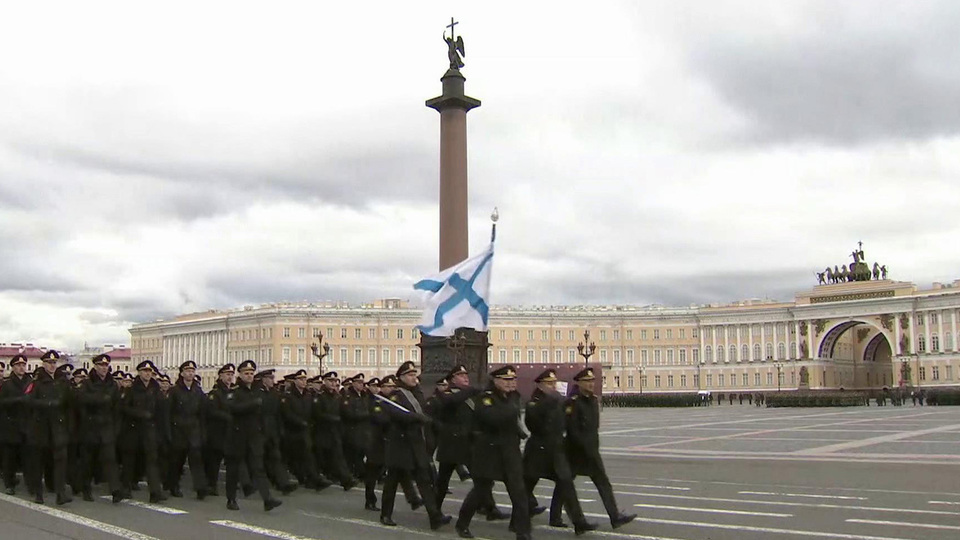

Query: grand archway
[[817, 319, 895, 389]]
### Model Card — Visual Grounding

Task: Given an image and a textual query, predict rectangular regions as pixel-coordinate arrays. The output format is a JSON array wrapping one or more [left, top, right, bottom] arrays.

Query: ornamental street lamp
[[576, 330, 596, 368], [635, 364, 644, 395], [774, 360, 784, 392], [310, 331, 331, 376]]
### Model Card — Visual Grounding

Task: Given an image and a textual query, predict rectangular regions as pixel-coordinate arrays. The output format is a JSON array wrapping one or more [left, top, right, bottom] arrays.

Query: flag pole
[[490, 207, 498, 243]]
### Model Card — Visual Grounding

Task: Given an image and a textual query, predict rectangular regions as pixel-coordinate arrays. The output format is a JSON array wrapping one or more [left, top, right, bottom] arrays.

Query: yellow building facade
[[130, 279, 960, 393]]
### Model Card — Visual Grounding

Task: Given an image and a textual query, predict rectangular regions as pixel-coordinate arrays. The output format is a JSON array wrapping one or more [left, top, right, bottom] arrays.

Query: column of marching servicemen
[[0, 350, 637, 540]]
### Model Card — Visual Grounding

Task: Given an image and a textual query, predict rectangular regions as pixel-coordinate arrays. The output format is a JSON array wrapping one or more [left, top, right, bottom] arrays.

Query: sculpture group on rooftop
[[815, 242, 888, 285]]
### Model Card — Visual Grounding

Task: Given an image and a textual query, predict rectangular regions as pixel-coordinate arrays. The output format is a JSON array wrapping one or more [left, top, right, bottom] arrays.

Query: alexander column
[[426, 17, 481, 271], [420, 18, 488, 388]]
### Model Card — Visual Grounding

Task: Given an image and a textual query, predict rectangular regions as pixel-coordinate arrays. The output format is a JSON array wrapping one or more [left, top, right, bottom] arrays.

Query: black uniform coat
[[340, 388, 370, 451], [76, 370, 120, 445], [120, 378, 161, 450], [27, 369, 72, 447], [469, 388, 524, 481], [258, 383, 283, 444], [0, 373, 32, 445], [522, 387, 572, 481], [311, 389, 342, 451], [280, 387, 313, 447], [434, 386, 480, 465], [365, 395, 390, 466], [203, 380, 232, 452], [564, 392, 605, 477], [383, 386, 432, 471], [223, 382, 266, 458], [169, 379, 205, 449]]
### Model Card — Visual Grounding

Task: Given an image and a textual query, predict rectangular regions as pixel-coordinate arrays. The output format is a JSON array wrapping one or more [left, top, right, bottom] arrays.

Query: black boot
[[611, 512, 637, 529], [575, 521, 599, 535], [226, 499, 239, 510], [379, 516, 397, 526], [264, 498, 282, 512]]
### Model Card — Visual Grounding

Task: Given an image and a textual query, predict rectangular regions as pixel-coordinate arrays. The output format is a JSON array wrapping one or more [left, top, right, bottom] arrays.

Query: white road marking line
[[211, 520, 322, 540], [598, 410, 865, 435], [0, 492, 160, 540], [739, 491, 868, 501], [608, 490, 960, 516], [929, 500, 960, 506], [579, 513, 915, 540], [795, 423, 960, 454], [535, 524, 687, 540], [632, 503, 791, 517], [847, 518, 960, 531], [651, 477, 960, 497], [611, 482, 691, 491], [298, 510, 437, 537], [98, 496, 188, 514]]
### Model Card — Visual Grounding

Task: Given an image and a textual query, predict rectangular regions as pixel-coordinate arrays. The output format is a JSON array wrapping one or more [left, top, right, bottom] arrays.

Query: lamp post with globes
[[774, 360, 784, 392], [310, 332, 331, 376], [576, 330, 596, 369]]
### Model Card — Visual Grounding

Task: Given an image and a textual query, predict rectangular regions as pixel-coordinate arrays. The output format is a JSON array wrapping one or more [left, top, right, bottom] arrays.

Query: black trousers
[[437, 462, 498, 513], [526, 476, 587, 525], [203, 446, 224, 492], [225, 451, 271, 502], [169, 444, 206, 493], [457, 476, 530, 535], [381, 466, 441, 522], [29, 444, 67, 498], [79, 442, 122, 495], [573, 470, 620, 520], [285, 438, 321, 487], [122, 443, 161, 496], [364, 462, 418, 506], [263, 436, 293, 488], [2, 443, 25, 490], [343, 442, 365, 479], [315, 443, 352, 485]]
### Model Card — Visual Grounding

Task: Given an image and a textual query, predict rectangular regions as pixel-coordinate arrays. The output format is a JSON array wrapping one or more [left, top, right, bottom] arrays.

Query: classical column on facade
[[923, 312, 931, 354], [938, 310, 944, 353], [894, 316, 902, 356], [723, 325, 730, 363], [952, 310, 959, 352], [760, 324, 766, 360], [711, 326, 717, 363], [698, 325, 705, 364], [735, 326, 742, 363], [806, 321, 814, 360], [794, 321, 801, 359], [909, 311, 917, 354]]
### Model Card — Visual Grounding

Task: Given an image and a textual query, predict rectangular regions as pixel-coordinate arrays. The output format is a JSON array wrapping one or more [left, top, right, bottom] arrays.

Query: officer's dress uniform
[[203, 371, 233, 495], [254, 373, 296, 493], [222, 361, 281, 511], [312, 373, 355, 488], [280, 374, 326, 489], [167, 366, 208, 498], [27, 355, 73, 505], [340, 379, 371, 480], [0, 357, 32, 494], [433, 371, 482, 508], [455, 365, 530, 540], [565, 368, 636, 529], [120, 367, 165, 502], [523, 370, 596, 533], [76, 358, 123, 502]]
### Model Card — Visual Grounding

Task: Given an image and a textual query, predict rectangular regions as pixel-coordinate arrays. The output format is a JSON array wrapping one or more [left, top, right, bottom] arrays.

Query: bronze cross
[[447, 330, 466, 363], [446, 17, 458, 40]]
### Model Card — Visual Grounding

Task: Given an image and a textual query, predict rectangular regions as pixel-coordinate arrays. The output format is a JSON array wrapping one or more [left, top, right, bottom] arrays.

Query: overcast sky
[[2, 0, 959, 351]]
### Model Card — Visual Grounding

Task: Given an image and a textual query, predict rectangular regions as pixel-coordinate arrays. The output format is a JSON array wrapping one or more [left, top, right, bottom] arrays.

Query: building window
[[528, 330, 534, 340], [666, 329, 673, 339], [600, 350, 607, 363], [613, 330, 620, 340], [654, 329, 660, 340], [555, 330, 561, 341], [626, 330, 633, 340], [919, 336, 927, 352], [355, 329, 361, 339], [569, 349, 576, 362], [297, 347, 305, 364], [368, 328, 375, 339], [668, 375, 674, 387], [514, 330, 520, 341], [499, 330, 505, 341], [397, 329, 404, 339], [654, 349, 661, 364], [397, 349, 404, 363], [541, 350, 549, 362], [298, 327, 305, 339], [641, 349, 648, 365], [527, 350, 535, 362], [767, 372, 773, 385], [917, 314, 924, 326], [753, 344, 761, 361], [932, 334, 940, 352], [717, 347, 725, 363], [412, 328, 418, 339], [742, 344, 749, 362], [614, 376, 621, 387], [410, 349, 418, 361], [930, 312, 939, 324], [341, 328, 347, 339], [692, 348, 699, 363], [706, 374, 713, 386], [542, 330, 548, 341], [339, 348, 347, 363], [680, 374, 687, 387], [327, 328, 333, 339], [693, 374, 699, 387], [946, 332, 954, 351], [283, 328, 290, 338], [613, 349, 621, 365], [383, 328, 390, 339], [705, 346, 712, 363], [932, 366, 940, 380], [382, 349, 390, 365], [742, 373, 749, 386], [655, 375, 661, 388], [777, 342, 786, 360], [754, 372, 760, 385], [641, 330, 648, 340], [919, 366, 926, 381], [514, 349, 521, 362], [313, 328, 321, 338], [499, 350, 507, 362], [946, 365, 953, 380], [628, 375, 635, 388], [368, 348, 376, 363], [729, 346, 737, 362], [627, 349, 635, 364], [692, 328, 699, 338], [718, 374, 724, 387], [282, 347, 291, 362]]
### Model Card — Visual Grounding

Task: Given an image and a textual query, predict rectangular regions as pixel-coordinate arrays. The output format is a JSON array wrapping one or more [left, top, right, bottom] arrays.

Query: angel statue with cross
[[444, 17, 465, 70]]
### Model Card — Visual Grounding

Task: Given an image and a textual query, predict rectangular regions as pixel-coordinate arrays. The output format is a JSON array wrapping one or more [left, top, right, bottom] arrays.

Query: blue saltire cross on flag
[[414, 243, 494, 337]]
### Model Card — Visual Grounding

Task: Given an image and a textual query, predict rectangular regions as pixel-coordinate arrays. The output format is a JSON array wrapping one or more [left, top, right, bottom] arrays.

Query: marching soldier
[[565, 368, 636, 530], [455, 365, 530, 540], [255, 369, 298, 494], [203, 363, 235, 496], [380, 361, 450, 530], [222, 360, 282, 512], [524, 369, 596, 534], [281, 370, 332, 491], [167, 360, 208, 499], [0, 354, 31, 495], [313, 371, 356, 490], [28, 350, 72, 505], [364, 376, 421, 512], [341, 373, 371, 480], [120, 360, 166, 503], [76, 354, 124, 503]]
